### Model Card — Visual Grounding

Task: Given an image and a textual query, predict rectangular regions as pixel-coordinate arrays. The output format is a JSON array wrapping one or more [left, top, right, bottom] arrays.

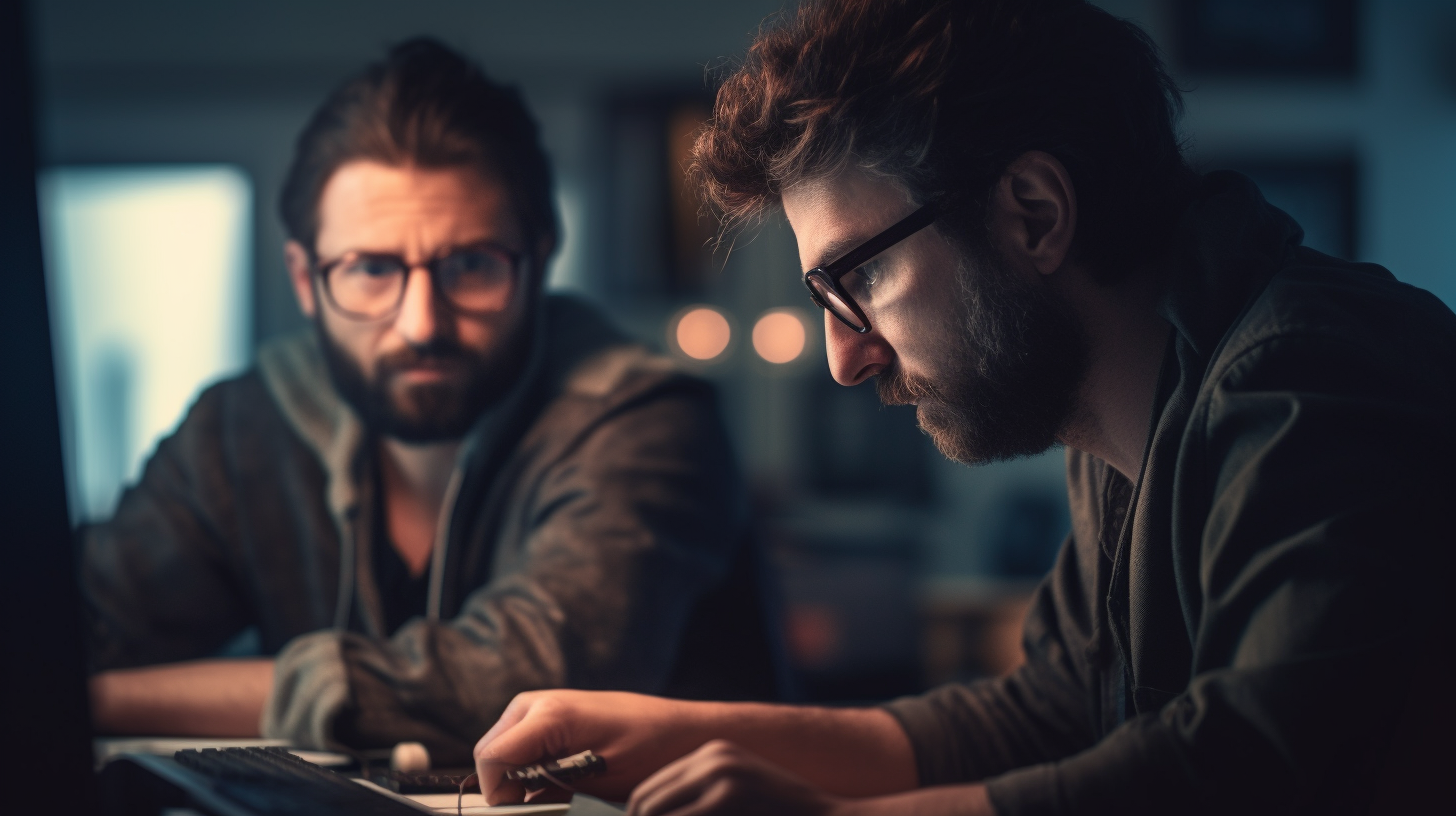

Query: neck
[[376, 436, 462, 577], [378, 437, 461, 512], [1055, 265, 1170, 481]]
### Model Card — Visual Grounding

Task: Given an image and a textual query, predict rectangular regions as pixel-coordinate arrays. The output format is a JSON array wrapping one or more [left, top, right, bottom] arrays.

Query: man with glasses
[[82, 39, 777, 763], [472, 1, 1454, 813]]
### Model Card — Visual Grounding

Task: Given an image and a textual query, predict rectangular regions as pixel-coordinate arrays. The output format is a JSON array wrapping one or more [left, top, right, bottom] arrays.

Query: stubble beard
[[876, 239, 1090, 465], [316, 314, 530, 444]]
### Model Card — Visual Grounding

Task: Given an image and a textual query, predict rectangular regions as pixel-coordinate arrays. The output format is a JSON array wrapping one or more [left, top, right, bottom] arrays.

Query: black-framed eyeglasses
[[313, 241, 525, 321], [802, 193, 965, 334]]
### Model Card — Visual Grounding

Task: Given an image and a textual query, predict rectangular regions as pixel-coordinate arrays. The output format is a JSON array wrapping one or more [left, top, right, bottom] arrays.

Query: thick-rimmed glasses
[[314, 241, 524, 321], [802, 194, 964, 334]]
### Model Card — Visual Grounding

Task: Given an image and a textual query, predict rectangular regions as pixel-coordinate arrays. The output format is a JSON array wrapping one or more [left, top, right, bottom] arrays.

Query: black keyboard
[[173, 747, 425, 816]]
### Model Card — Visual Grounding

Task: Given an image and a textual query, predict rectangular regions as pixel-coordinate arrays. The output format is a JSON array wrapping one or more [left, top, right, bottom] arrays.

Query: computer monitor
[[0, 3, 98, 813]]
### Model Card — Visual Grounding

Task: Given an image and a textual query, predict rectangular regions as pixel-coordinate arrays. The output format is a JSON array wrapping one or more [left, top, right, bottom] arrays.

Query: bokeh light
[[672, 306, 732, 361], [752, 309, 807, 364]]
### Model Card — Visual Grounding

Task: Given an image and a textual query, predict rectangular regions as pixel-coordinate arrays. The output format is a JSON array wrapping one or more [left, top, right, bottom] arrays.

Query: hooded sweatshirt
[[83, 294, 780, 763]]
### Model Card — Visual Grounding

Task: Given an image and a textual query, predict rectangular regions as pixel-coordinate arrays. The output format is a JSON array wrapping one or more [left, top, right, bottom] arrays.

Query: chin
[[924, 427, 984, 465], [916, 404, 978, 464], [379, 388, 478, 442], [918, 401, 1060, 466]]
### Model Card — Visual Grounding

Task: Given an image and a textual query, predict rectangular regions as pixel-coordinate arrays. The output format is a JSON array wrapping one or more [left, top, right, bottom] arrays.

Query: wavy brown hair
[[691, 0, 1196, 278], [280, 38, 557, 263]]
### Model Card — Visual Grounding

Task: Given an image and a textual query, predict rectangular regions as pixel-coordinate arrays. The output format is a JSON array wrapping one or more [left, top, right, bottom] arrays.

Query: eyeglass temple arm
[[821, 194, 961, 280]]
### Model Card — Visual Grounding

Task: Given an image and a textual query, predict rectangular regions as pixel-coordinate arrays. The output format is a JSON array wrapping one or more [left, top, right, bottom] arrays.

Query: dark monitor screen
[[0, 2, 97, 812]]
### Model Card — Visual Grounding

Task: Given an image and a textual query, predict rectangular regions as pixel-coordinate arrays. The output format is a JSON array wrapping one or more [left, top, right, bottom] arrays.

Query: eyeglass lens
[[807, 273, 867, 331], [326, 246, 516, 318]]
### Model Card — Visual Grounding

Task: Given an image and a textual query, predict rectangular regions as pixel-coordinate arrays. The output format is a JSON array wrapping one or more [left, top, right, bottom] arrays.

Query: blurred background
[[30, 0, 1456, 702]]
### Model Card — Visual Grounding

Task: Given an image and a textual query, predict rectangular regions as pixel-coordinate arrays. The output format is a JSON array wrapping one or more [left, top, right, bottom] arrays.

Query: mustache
[[876, 362, 938, 406], [376, 338, 475, 373]]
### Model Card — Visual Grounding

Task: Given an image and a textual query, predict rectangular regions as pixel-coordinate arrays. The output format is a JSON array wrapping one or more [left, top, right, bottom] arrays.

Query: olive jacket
[[886, 173, 1456, 814], [84, 294, 780, 764]]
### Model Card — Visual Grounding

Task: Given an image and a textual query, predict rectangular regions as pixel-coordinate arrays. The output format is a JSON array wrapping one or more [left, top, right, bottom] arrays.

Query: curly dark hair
[[692, 0, 1197, 278], [280, 38, 557, 265]]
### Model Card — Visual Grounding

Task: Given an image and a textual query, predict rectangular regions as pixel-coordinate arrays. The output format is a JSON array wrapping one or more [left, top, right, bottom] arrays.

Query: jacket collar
[[1156, 171, 1304, 362], [1102, 173, 1307, 701]]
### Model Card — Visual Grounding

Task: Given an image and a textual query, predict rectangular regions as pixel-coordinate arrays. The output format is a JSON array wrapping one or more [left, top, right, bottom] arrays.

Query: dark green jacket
[[887, 174, 1456, 814], [84, 295, 780, 764]]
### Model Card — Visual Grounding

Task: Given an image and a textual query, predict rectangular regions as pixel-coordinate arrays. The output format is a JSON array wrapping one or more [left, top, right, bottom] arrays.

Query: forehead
[[314, 160, 520, 253], [781, 169, 917, 270]]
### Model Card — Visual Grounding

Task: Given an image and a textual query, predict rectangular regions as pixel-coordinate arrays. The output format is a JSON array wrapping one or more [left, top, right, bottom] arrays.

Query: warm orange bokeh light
[[752, 309, 807, 364], [674, 307, 732, 361]]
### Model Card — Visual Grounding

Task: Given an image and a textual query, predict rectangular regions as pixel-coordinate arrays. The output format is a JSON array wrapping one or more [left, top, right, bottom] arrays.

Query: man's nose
[[823, 309, 893, 386], [393, 266, 444, 345]]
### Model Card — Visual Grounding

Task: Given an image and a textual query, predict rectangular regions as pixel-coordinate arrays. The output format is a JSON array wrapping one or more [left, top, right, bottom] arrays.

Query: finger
[[629, 769, 709, 816], [480, 776, 527, 807], [628, 742, 739, 816], [634, 772, 741, 816], [629, 741, 726, 809], [476, 692, 541, 761], [627, 757, 697, 816], [476, 694, 553, 803], [661, 777, 738, 816]]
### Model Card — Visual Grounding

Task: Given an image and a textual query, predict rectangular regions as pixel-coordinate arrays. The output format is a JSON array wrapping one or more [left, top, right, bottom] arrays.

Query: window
[[40, 165, 252, 522]]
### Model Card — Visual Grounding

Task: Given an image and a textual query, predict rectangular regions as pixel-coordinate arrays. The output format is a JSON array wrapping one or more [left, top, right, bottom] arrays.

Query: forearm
[[91, 658, 274, 737], [685, 701, 918, 798], [835, 784, 993, 816]]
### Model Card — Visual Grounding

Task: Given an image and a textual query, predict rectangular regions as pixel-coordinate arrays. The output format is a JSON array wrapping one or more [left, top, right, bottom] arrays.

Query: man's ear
[[990, 151, 1078, 277], [284, 240, 318, 318]]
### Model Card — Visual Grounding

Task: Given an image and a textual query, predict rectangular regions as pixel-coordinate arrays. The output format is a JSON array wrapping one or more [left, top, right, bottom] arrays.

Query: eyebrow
[[324, 237, 511, 261], [807, 236, 864, 272]]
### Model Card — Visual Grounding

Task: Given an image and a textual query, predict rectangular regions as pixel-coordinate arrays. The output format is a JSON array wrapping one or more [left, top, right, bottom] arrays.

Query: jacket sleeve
[[82, 384, 250, 671], [981, 333, 1455, 815], [883, 525, 1102, 786], [264, 380, 745, 762]]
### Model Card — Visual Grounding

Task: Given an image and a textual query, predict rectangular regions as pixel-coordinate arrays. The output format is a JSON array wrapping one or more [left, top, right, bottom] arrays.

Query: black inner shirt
[[371, 467, 431, 636]]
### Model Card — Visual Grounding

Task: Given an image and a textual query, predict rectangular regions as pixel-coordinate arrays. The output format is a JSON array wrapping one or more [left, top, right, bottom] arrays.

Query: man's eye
[[343, 257, 401, 278], [441, 248, 511, 276], [844, 261, 881, 297]]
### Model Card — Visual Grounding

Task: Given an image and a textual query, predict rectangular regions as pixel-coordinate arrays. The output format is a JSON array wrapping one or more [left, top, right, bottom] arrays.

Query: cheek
[[453, 317, 498, 354], [877, 315, 931, 375], [454, 295, 529, 356], [322, 312, 383, 371], [879, 281, 963, 378]]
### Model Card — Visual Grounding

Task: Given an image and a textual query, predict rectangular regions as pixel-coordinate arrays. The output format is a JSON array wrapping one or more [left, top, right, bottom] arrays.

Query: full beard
[[877, 241, 1089, 465], [316, 315, 530, 444]]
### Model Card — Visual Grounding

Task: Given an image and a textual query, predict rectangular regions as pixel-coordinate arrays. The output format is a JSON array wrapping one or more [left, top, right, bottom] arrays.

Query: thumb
[[474, 693, 571, 803]]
